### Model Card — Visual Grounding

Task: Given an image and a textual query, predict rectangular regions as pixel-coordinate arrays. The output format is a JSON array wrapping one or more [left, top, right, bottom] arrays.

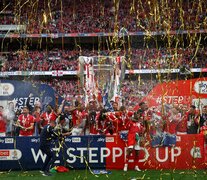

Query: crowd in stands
[[37, 79, 82, 98], [1, 50, 79, 71], [1, 47, 207, 72], [130, 48, 207, 69], [0, 0, 206, 34], [0, 15, 14, 25]]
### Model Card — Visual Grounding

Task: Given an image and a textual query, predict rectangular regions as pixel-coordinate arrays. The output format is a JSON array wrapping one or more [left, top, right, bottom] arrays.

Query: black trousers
[[40, 146, 56, 172]]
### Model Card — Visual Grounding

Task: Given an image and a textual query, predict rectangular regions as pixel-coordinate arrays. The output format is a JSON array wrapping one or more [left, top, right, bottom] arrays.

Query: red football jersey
[[119, 111, 134, 131], [127, 120, 144, 135], [166, 113, 181, 134], [0, 112, 6, 133], [40, 112, 57, 127], [176, 116, 187, 133], [105, 112, 120, 134], [126, 120, 144, 147], [18, 114, 35, 136]]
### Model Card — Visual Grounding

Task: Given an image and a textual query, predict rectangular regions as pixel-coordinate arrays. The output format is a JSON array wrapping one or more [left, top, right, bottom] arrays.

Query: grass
[[0, 169, 207, 180]]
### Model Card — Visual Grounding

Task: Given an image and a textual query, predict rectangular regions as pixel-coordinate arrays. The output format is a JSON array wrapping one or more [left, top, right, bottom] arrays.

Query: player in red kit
[[39, 105, 57, 133], [118, 106, 134, 131], [123, 111, 145, 172], [105, 111, 119, 134], [71, 103, 87, 135], [0, 106, 6, 136], [116, 106, 134, 141], [84, 100, 99, 135], [16, 106, 35, 136]]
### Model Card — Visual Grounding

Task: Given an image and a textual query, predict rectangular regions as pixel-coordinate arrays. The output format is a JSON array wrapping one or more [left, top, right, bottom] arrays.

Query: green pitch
[[0, 169, 207, 180]]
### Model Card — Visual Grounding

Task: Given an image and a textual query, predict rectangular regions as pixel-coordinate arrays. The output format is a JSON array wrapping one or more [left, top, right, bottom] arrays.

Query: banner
[[0, 25, 26, 31], [0, 80, 63, 111], [0, 135, 206, 170], [1, 69, 207, 77], [106, 134, 206, 170], [135, 77, 207, 110], [0, 136, 105, 170]]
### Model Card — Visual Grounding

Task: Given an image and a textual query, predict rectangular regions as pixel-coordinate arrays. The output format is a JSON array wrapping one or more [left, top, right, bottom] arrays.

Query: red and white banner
[[0, 135, 206, 170], [106, 134, 206, 170], [135, 77, 207, 110]]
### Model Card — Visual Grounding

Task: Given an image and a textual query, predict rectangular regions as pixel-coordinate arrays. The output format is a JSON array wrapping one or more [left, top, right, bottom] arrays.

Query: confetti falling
[[0, 0, 207, 178]]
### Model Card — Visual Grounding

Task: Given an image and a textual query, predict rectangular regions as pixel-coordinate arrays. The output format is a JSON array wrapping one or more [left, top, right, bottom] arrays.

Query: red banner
[[106, 134, 206, 170], [134, 77, 207, 110]]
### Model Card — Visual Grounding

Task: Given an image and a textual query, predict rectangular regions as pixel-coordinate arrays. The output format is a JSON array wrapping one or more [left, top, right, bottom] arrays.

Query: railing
[[0, 29, 207, 38], [0, 68, 207, 77]]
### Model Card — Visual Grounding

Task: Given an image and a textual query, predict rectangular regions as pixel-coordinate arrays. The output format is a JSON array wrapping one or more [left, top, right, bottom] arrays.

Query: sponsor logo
[[176, 136, 181, 142], [31, 138, 40, 143], [0, 150, 9, 156], [194, 81, 207, 94], [0, 83, 14, 96], [0, 149, 22, 160], [97, 138, 105, 142], [72, 137, 81, 143], [0, 139, 4, 143], [106, 137, 114, 142], [190, 147, 202, 158], [5, 138, 14, 144], [65, 138, 72, 142]]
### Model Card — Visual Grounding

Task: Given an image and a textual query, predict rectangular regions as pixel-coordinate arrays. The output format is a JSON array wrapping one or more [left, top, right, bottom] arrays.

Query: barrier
[[0, 134, 206, 170], [0, 29, 207, 38], [0, 69, 207, 77], [106, 134, 206, 170]]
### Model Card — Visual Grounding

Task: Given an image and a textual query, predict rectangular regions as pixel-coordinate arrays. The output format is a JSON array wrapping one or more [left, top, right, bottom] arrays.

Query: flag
[[52, 70, 63, 76]]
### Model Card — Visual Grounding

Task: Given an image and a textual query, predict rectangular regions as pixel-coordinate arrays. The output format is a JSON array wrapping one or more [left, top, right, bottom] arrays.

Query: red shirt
[[167, 113, 181, 134], [72, 109, 80, 127], [127, 120, 144, 135], [33, 111, 41, 123], [40, 112, 57, 127], [0, 112, 6, 133], [168, 120, 179, 134], [200, 126, 207, 135], [18, 114, 35, 136], [72, 109, 87, 127], [105, 112, 120, 133], [120, 111, 134, 131], [97, 112, 114, 135], [176, 114, 187, 133]]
